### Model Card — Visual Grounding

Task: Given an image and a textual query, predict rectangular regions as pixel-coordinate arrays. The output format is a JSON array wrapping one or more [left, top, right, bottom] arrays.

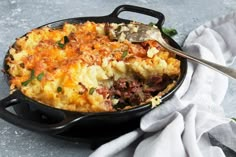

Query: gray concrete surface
[[0, 0, 236, 156]]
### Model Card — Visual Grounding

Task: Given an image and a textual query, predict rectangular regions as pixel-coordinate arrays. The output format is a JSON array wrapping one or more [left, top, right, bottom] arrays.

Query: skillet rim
[[3, 16, 187, 115], [0, 5, 187, 136]]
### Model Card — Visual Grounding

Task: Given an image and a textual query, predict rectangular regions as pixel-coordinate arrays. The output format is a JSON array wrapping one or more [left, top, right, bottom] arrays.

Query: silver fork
[[108, 23, 236, 80]]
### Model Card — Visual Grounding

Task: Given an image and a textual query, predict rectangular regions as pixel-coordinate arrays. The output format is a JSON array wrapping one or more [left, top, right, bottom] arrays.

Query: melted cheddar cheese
[[6, 21, 180, 112]]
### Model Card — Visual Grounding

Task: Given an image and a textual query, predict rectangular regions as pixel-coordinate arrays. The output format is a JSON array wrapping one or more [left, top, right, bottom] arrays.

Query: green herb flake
[[64, 36, 69, 44], [57, 36, 69, 49], [37, 72, 44, 81], [121, 51, 128, 59], [21, 69, 35, 86], [21, 79, 32, 86], [57, 41, 65, 49], [148, 22, 156, 26], [57, 87, 62, 93], [30, 69, 35, 78], [232, 118, 236, 122], [162, 27, 178, 37], [89, 87, 96, 95]]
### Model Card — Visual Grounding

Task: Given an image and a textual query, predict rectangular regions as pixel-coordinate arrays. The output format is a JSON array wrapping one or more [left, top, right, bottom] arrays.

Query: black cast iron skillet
[[0, 5, 187, 143]]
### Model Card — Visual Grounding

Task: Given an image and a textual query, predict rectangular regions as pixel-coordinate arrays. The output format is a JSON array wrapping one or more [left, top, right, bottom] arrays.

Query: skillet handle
[[0, 91, 87, 134], [109, 4, 165, 28]]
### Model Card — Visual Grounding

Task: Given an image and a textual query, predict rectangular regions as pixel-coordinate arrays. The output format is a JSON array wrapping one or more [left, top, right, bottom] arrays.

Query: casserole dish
[[0, 5, 187, 144]]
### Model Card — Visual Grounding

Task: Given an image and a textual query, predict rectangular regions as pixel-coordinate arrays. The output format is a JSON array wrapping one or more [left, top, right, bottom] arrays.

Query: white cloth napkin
[[89, 12, 236, 157]]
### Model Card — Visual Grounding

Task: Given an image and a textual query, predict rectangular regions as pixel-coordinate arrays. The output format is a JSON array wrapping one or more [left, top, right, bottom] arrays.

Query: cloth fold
[[90, 12, 236, 157]]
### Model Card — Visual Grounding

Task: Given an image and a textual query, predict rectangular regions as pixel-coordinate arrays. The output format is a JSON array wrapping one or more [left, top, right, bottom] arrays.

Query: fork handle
[[160, 40, 236, 80]]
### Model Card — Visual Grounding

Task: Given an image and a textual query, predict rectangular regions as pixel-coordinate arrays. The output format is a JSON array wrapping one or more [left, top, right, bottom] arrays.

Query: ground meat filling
[[110, 75, 174, 109]]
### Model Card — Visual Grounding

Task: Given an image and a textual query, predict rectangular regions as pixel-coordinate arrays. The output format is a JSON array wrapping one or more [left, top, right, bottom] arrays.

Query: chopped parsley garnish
[[64, 36, 69, 43], [121, 51, 128, 59], [57, 87, 62, 92], [148, 22, 156, 26], [57, 36, 69, 49], [36, 72, 44, 81], [21, 69, 35, 86], [89, 87, 96, 95], [162, 27, 178, 37], [21, 70, 44, 86], [57, 42, 65, 49], [148, 22, 177, 37]]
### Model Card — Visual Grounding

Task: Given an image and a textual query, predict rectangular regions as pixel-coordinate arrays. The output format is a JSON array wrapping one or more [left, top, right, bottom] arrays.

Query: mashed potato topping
[[6, 21, 180, 112]]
